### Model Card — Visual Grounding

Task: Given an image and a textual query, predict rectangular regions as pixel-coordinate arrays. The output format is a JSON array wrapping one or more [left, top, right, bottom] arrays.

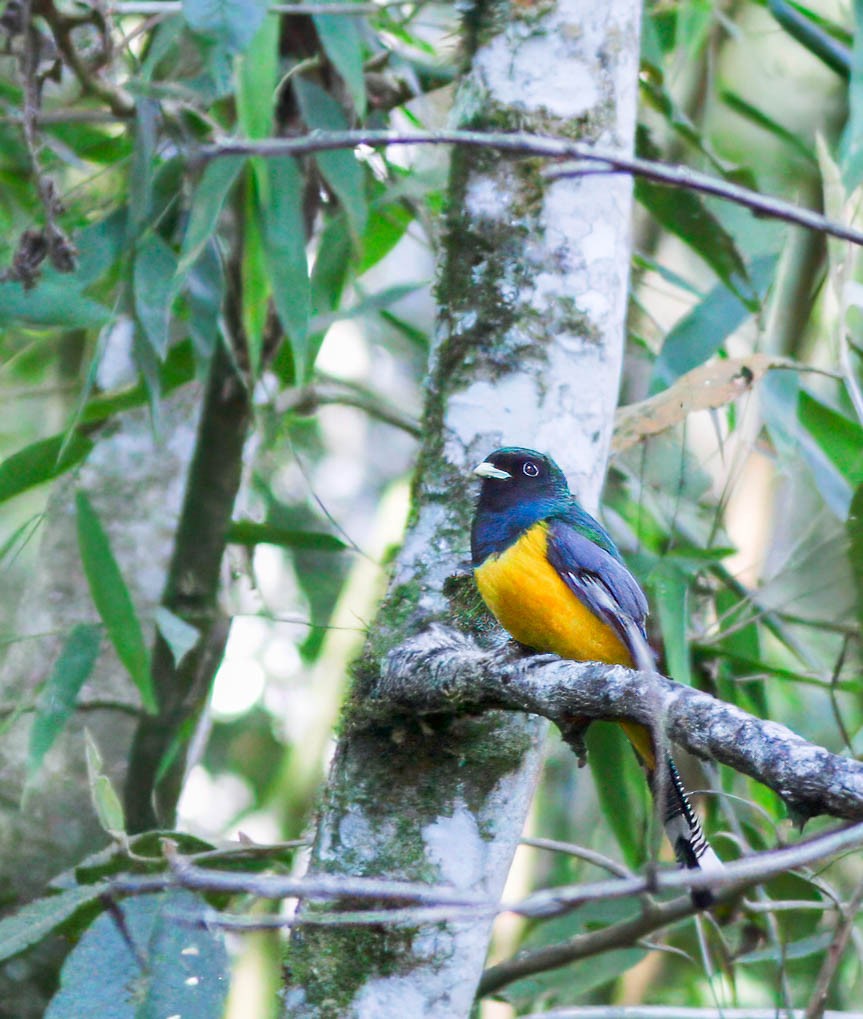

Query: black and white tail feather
[[572, 570, 724, 909]]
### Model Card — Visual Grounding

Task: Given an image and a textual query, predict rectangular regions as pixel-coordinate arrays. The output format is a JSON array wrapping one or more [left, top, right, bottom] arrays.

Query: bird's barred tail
[[660, 755, 724, 909]]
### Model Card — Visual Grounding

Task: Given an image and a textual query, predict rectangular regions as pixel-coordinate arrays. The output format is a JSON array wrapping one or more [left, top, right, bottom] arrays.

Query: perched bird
[[471, 446, 723, 907]]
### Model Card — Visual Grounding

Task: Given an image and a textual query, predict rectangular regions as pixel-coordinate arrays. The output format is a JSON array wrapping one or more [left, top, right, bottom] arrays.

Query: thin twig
[[517, 1009, 863, 1019], [110, 0, 396, 12], [805, 876, 863, 1019], [195, 130, 863, 247], [519, 836, 634, 880]]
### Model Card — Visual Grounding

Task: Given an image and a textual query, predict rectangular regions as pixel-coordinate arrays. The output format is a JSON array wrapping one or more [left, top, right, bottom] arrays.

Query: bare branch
[[376, 625, 863, 823], [805, 876, 863, 1019], [516, 1009, 863, 1018], [195, 130, 863, 247], [479, 824, 863, 995]]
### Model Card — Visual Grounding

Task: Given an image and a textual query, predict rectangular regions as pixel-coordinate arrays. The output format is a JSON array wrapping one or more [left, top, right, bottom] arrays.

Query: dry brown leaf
[[612, 354, 796, 453]]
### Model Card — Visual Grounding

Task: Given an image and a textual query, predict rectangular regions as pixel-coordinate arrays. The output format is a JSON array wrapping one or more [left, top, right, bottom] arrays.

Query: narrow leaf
[[175, 156, 246, 281], [75, 492, 157, 713], [313, 13, 366, 117], [0, 885, 107, 965], [847, 481, 863, 632], [28, 624, 101, 780], [651, 254, 778, 392], [236, 13, 279, 140], [0, 281, 111, 330], [134, 232, 178, 359], [227, 520, 346, 551], [294, 78, 367, 242], [260, 156, 311, 377], [649, 561, 692, 688], [0, 433, 94, 506], [84, 730, 126, 837], [242, 168, 269, 375], [182, 0, 266, 54], [586, 723, 647, 870], [799, 392, 863, 486], [635, 176, 755, 306]]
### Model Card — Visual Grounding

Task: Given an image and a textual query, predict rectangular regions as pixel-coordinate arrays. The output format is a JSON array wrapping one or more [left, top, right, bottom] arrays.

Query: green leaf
[[635, 176, 755, 306], [45, 891, 229, 1018], [357, 194, 413, 276], [294, 78, 367, 242], [767, 0, 849, 79], [799, 392, 863, 481], [185, 241, 224, 366], [651, 254, 777, 392], [310, 281, 424, 334], [182, 0, 267, 54], [75, 492, 157, 713], [84, 730, 126, 837], [226, 519, 347, 551], [0, 280, 111, 330], [242, 168, 270, 375], [720, 89, 816, 164], [236, 13, 279, 139], [647, 561, 691, 688], [73, 209, 129, 287], [260, 156, 311, 377], [28, 624, 101, 781], [313, 13, 366, 117], [0, 432, 94, 505], [154, 607, 200, 668], [0, 884, 107, 965], [849, 482, 863, 633], [586, 722, 647, 870], [130, 100, 159, 230], [134, 232, 178, 359], [175, 156, 246, 282]]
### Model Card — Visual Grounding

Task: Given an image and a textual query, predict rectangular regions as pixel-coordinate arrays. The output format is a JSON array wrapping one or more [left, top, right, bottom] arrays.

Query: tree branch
[[374, 624, 863, 823], [195, 130, 863, 247]]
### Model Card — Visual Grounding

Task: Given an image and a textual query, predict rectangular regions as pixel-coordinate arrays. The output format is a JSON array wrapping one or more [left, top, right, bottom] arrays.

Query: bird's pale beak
[[474, 461, 511, 480]]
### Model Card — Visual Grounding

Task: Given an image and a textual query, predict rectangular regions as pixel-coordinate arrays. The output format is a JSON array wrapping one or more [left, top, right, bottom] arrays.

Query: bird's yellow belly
[[473, 523, 633, 666]]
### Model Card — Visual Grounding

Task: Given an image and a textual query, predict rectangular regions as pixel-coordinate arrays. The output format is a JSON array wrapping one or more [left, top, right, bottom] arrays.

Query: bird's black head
[[471, 447, 570, 563]]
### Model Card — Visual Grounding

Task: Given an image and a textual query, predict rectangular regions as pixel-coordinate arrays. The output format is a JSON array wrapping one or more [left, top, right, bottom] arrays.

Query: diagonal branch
[[374, 624, 863, 823], [195, 129, 863, 247]]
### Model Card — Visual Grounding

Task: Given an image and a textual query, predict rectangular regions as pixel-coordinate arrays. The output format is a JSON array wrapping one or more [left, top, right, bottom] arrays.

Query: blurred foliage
[[2, 0, 863, 1014]]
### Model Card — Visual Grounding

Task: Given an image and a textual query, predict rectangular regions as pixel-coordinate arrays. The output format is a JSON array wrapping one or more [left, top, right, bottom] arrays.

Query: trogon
[[471, 446, 723, 907]]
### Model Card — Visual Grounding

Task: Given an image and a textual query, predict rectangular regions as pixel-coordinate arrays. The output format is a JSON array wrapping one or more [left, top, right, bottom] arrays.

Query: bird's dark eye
[[523, 461, 539, 477]]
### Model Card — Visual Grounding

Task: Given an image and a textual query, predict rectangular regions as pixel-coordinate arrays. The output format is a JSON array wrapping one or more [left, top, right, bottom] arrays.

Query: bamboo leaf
[[175, 156, 246, 281], [75, 492, 157, 713], [848, 481, 863, 631], [28, 624, 102, 780], [0, 433, 94, 505], [182, 0, 267, 54], [294, 78, 367, 243], [651, 254, 778, 392], [227, 520, 347, 551], [133, 232, 177, 359], [260, 156, 311, 378], [313, 12, 366, 117]]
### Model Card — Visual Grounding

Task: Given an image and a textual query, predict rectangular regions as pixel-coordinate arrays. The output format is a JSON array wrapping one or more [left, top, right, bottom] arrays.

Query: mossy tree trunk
[[284, 0, 642, 1015]]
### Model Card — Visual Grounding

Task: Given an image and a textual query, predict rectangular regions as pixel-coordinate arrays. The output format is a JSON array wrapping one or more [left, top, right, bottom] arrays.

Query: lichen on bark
[[284, 0, 642, 1014]]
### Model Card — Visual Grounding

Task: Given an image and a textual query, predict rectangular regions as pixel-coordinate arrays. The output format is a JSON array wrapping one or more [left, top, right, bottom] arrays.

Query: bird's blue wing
[[546, 517, 651, 664]]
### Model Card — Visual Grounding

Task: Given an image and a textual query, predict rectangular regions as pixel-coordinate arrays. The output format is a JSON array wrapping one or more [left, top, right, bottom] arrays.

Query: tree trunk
[[284, 0, 642, 1014]]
